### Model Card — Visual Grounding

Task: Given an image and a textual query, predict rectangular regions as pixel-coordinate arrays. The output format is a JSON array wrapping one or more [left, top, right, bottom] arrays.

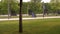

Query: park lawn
[[0, 16, 32, 19], [0, 18, 60, 34], [0, 16, 19, 19]]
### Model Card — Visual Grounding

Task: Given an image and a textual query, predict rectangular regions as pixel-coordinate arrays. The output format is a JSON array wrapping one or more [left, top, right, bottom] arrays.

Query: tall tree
[[29, 0, 42, 14], [1, 0, 19, 15], [50, 0, 60, 3], [50, 0, 60, 15], [31, 0, 41, 3]]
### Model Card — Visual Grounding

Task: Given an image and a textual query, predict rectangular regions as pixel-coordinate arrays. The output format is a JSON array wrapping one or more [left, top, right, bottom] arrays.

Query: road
[[0, 16, 60, 21]]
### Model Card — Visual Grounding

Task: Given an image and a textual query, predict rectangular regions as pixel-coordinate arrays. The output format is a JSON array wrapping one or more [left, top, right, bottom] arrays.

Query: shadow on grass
[[20, 25, 60, 34], [48, 25, 60, 34], [0, 25, 60, 34]]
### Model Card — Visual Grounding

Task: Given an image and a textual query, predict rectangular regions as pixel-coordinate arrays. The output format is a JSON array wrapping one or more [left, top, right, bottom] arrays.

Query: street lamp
[[8, 0, 11, 19], [42, 2, 45, 17]]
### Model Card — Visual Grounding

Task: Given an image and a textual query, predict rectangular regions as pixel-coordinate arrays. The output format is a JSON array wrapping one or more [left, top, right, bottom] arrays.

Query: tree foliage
[[0, 0, 19, 14], [0, 0, 60, 14]]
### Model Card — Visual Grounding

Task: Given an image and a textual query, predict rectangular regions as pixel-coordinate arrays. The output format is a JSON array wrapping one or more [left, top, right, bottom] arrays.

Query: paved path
[[0, 14, 43, 16], [0, 16, 60, 21]]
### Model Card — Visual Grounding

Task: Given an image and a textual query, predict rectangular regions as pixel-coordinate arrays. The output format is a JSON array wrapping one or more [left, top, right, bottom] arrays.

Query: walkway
[[0, 16, 60, 21]]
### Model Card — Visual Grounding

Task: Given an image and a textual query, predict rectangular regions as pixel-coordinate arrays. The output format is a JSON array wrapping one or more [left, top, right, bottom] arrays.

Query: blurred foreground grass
[[0, 18, 60, 34]]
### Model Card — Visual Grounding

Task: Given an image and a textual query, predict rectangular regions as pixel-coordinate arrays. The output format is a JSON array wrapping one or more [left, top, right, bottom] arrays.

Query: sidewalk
[[0, 16, 60, 21], [0, 14, 43, 16]]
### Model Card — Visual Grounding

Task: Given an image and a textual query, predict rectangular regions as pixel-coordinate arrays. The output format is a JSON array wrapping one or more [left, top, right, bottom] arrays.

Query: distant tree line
[[0, 0, 60, 15]]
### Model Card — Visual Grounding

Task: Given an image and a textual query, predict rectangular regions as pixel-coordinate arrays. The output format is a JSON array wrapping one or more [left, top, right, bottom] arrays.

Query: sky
[[23, 0, 31, 2], [23, 0, 51, 3], [41, 0, 51, 3], [0, 0, 51, 3]]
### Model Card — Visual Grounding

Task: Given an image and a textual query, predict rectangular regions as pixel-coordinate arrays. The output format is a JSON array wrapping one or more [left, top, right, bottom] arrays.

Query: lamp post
[[8, 0, 11, 19], [19, 0, 23, 33], [56, 0, 58, 16], [42, 2, 45, 17]]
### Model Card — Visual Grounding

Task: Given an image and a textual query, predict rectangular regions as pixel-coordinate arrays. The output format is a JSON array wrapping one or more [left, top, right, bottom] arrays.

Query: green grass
[[0, 16, 19, 19], [0, 18, 60, 34], [0, 16, 29, 18]]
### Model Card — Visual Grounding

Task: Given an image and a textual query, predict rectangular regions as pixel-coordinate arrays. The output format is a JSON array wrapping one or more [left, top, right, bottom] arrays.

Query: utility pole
[[42, 2, 45, 18], [56, 0, 58, 16], [8, 0, 11, 19], [19, 0, 23, 33]]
